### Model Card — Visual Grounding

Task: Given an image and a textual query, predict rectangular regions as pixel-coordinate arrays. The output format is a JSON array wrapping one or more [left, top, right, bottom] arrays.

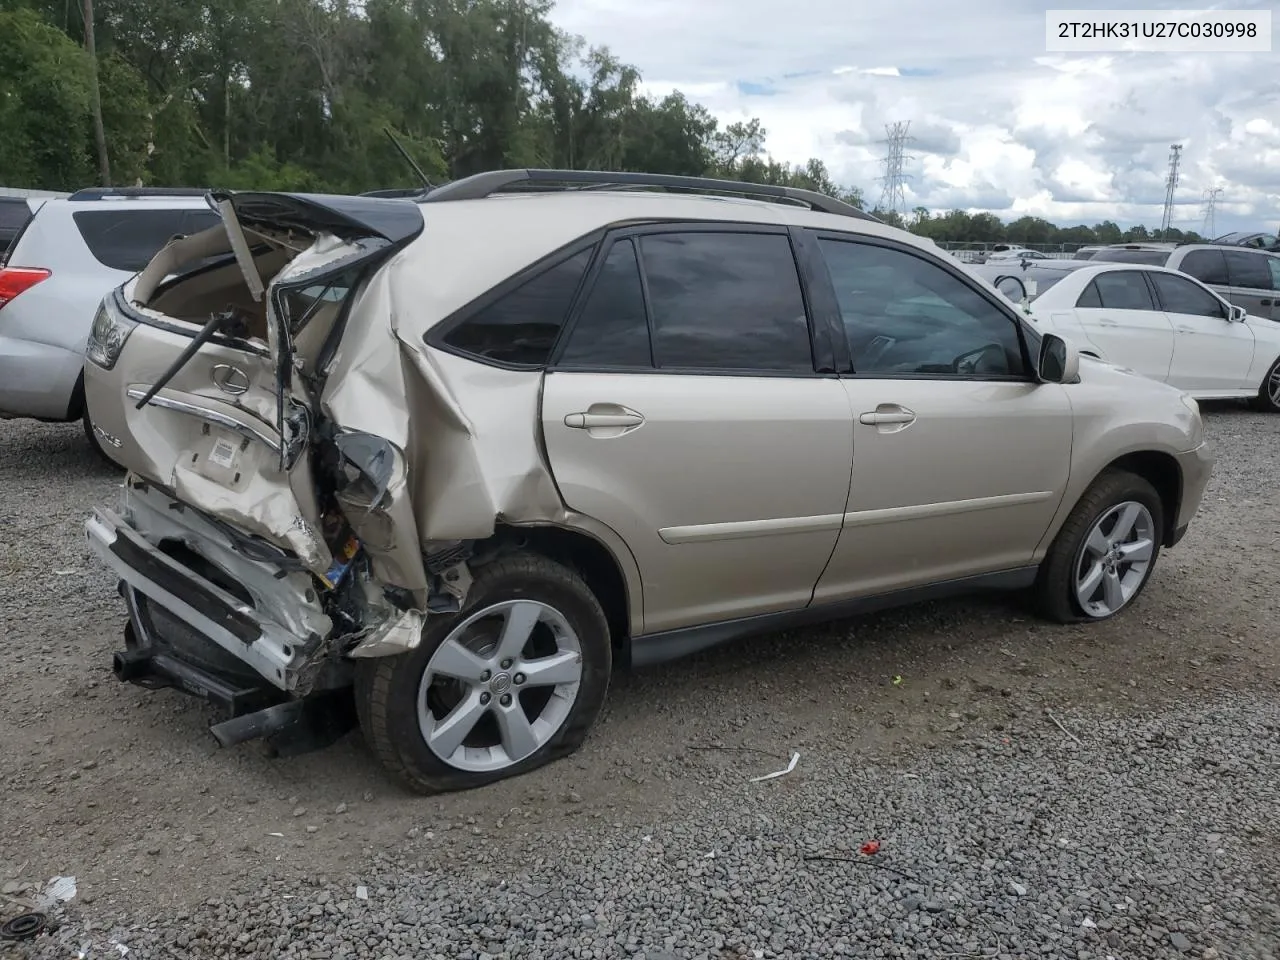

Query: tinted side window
[[442, 249, 591, 366], [1223, 250, 1272, 290], [1076, 281, 1102, 308], [73, 208, 208, 272], [1093, 271, 1156, 311], [1149, 272, 1227, 319], [559, 239, 652, 367], [819, 238, 1024, 377], [638, 232, 814, 372], [1268, 257, 1280, 292], [1179, 249, 1229, 286]]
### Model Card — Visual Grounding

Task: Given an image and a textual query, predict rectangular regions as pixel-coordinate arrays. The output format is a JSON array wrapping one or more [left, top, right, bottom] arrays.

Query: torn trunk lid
[[89, 190, 425, 583]]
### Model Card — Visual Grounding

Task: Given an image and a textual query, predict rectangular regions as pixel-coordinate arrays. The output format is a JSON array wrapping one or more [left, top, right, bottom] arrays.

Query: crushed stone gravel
[[2, 405, 1278, 959]]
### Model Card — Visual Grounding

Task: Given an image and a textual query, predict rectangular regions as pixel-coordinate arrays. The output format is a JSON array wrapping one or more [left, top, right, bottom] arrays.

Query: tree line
[[1, 0, 1199, 248]]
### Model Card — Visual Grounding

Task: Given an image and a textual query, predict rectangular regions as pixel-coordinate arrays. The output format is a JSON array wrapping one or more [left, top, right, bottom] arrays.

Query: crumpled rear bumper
[[84, 481, 335, 693]]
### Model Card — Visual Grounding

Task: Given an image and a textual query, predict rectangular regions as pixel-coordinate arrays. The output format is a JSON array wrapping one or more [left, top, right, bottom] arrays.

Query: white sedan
[[970, 259, 1280, 412]]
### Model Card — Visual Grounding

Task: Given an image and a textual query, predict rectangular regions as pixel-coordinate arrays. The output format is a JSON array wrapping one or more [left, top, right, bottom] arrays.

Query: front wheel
[[1034, 470, 1164, 623], [355, 551, 612, 794], [1253, 356, 1280, 413]]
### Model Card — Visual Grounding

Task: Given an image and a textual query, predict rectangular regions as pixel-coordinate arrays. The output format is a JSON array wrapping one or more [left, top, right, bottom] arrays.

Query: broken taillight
[[0, 267, 51, 309]]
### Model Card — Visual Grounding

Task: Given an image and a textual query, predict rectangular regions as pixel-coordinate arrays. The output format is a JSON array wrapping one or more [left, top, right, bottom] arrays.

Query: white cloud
[[550, 0, 1280, 232]]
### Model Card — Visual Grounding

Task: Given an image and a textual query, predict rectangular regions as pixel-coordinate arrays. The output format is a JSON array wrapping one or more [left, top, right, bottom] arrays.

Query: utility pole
[[1200, 187, 1223, 238], [876, 121, 914, 218], [83, 0, 111, 185], [1158, 144, 1182, 240]]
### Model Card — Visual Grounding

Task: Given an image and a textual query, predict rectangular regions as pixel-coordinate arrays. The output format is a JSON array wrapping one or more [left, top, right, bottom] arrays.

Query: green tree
[[0, 8, 95, 189]]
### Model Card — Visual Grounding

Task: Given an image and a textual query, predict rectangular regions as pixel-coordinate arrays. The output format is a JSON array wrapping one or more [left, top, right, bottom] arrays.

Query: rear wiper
[[133, 307, 252, 410]]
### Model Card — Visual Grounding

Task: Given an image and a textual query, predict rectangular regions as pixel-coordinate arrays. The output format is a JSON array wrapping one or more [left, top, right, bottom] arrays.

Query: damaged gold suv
[[83, 170, 1213, 793]]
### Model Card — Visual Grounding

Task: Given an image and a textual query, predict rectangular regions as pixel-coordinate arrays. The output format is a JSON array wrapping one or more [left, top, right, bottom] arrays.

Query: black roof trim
[[419, 169, 881, 222]]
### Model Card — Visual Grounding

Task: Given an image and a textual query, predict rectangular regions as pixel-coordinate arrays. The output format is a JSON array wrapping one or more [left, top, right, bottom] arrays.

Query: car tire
[[355, 551, 612, 794], [1252, 356, 1280, 413], [83, 407, 124, 469], [1034, 469, 1164, 623]]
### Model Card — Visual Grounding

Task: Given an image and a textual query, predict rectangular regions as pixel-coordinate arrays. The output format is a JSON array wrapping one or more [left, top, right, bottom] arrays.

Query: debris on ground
[[0, 912, 47, 941], [749, 751, 800, 782], [35, 875, 77, 910]]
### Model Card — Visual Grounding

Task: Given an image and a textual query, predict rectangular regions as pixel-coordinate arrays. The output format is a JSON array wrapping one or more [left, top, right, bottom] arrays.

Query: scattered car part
[[0, 912, 47, 941]]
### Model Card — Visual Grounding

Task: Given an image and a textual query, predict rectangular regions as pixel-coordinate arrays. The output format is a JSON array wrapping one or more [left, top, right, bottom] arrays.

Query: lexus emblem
[[211, 363, 250, 396]]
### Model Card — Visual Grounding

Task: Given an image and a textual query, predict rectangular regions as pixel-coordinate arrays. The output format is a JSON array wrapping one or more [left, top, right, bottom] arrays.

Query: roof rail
[[360, 187, 434, 199], [419, 169, 880, 222], [68, 186, 210, 201]]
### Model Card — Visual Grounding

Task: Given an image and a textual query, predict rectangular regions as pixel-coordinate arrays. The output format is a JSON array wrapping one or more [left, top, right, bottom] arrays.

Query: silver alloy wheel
[[1073, 500, 1156, 618], [416, 599, 583, 772], [1268, 361, 1280, 408]]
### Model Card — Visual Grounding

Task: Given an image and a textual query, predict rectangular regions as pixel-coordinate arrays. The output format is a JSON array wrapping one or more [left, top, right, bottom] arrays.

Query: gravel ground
[[2, 405, 1278, 960]]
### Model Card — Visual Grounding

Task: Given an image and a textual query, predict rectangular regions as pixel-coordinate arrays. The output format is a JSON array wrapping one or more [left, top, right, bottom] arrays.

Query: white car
[[0, 188, 220, 457], [985, 247, 1050, 262], [972, 259, 1280, 410]]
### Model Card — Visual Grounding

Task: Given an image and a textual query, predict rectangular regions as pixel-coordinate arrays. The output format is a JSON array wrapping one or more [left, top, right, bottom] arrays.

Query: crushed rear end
[[81, 191, 457, 753]]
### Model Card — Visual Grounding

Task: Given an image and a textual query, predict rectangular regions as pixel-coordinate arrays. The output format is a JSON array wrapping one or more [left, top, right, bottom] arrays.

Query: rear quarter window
[[0, 199, 33, 259], [72, 208, 222, 272], [1178, 249, 1229, 286], [440, 248, 593, 366], [1222, 250, 1273, 291]]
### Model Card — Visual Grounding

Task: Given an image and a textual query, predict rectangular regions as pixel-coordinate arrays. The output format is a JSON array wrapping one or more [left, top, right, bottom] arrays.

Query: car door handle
[[564, 410, 644, 429], [1261, 299, 1273, 307], [859, 405, 917, 431], [1097, 317, 1119, 327], [1176, 325, 1196, 334], [859, 411, 915, 425]]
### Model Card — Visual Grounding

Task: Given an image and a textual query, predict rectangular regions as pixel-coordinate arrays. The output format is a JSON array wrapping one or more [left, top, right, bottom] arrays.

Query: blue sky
[[549, 0, 1278, 233]]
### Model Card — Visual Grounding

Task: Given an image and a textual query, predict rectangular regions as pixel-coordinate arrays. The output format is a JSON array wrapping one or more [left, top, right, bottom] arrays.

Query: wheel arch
[[1095, 450, 1183, 546], [488, 521, 639, 662]]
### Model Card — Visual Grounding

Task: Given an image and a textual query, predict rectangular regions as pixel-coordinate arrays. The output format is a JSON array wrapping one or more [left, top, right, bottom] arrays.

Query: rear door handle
[[859, 411, 915, 425], [859, 405, 917, 432], [564, 410, 644, 429], [1097, 317, 1119, 327], [1176, 325, 1196, 334], [1261, 299, 1273, 307]]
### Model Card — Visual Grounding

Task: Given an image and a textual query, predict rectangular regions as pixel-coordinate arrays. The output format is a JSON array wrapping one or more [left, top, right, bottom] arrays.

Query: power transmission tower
[[876, 121, 914, 217], [1158, 144, 1182, 239], [1200, 187, 1223, 238]]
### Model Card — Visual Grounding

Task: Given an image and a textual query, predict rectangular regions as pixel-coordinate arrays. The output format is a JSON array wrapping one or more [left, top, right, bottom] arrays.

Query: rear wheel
[[1253, 356, 1280, 413], [355, 551, 611, 794], [1034, 470, 1163, 623]]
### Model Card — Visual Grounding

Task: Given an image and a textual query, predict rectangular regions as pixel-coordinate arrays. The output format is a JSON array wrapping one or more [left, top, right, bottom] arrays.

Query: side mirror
[[1037, 333, 1080, 384], [1229, 305, 1247, 322]]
